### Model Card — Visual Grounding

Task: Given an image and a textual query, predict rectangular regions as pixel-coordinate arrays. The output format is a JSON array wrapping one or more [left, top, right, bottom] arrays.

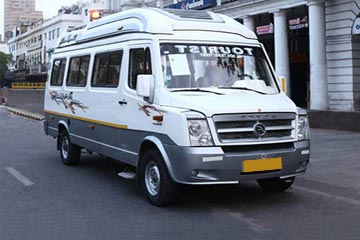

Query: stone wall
[[325, 0, 360, 111], [0, 88, 44, 114]]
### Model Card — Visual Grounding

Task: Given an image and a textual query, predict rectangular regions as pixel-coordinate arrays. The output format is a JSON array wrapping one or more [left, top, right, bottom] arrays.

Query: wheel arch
[[137, 136, 177, 183], [57, 120, 70, 150]]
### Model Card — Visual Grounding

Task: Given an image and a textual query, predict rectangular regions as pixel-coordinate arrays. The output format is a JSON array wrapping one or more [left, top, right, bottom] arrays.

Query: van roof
[[57, 8, 257, 48]]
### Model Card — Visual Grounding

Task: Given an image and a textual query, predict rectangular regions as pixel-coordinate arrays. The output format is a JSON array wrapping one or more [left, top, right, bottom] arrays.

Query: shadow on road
[[69, 154, 303, 210]]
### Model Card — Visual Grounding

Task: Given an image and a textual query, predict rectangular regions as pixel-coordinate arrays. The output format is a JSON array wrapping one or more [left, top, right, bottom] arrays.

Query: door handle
[[118, 100, 127, 105]]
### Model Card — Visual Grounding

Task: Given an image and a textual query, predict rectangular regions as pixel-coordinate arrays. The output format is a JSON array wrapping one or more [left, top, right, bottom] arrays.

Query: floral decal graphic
[[49, 91, 89, 114], [137, 104, 165, 125], [137, 104, 163, 117]]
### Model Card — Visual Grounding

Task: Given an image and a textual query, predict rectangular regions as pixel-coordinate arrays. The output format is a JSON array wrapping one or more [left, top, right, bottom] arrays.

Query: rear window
[[66, 56, 90, 87], [92, 51, 123, 88], [50, 59, 66, 86]]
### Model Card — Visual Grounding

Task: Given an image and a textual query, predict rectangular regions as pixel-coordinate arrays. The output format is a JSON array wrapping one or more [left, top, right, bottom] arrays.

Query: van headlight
[[297, 108, 310, 141], [185, 112, 214, 147]]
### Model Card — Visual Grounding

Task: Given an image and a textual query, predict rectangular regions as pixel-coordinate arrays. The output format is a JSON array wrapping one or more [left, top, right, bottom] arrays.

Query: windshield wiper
[[217, 86, 266, 95], [171, 88, 224, 95]]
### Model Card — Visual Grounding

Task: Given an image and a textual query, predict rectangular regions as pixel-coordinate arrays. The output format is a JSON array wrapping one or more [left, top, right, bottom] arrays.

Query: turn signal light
[[152, 115, 163, 122]]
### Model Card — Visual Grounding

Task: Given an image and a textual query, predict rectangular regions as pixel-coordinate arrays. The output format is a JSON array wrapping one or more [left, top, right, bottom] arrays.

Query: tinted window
[[92, 51, 123, 87], [129, 48, 152, 89], [50, 59, 66, 86], [67, 56, 90, 87]]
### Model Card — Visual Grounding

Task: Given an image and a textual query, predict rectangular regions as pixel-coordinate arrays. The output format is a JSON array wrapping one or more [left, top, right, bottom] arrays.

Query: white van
[[44, 8, 310, 206]]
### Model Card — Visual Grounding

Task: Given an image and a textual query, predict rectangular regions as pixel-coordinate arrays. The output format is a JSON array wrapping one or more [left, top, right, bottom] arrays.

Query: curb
[[6, 107, 45, 121]]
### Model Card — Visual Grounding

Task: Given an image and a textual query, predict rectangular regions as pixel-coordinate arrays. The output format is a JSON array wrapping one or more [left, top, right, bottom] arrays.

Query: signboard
[[167, 0, 214, 10], [289, 16, 308, 30], [256, 23, 274, 35], [20, 21, 34, 26], [353, 17, 360, 35]]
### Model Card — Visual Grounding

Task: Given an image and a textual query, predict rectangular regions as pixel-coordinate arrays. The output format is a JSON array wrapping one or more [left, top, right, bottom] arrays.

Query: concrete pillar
[[243, 16, 255, 32], [308, 0, 328, 110], [273, 10, 291, 97], [242, 16, 256, 76], [103, 0, 110, 11], [156, 0, 164, 8]]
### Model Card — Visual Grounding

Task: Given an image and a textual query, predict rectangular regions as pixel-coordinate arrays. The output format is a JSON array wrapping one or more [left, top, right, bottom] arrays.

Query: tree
[[0, 52, 10, 87]]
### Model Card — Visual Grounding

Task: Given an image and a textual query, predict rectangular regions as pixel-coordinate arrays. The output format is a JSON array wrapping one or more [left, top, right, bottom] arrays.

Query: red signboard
[[256, 23, 274, 35]]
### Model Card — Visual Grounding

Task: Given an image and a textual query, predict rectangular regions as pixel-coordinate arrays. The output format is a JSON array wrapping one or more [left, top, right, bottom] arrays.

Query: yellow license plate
[[242, 157, 282, 173]]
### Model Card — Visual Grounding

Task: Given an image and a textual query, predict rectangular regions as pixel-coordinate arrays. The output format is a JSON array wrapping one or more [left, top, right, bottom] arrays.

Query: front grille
[[222, 143, 294, 153], [213, 113, 296, 144], [216, 119, 292, 129], [218, 130, 292, 140]]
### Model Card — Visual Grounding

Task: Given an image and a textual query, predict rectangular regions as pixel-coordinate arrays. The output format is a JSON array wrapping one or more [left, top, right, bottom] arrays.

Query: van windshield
[[160, 44, 279, 95]]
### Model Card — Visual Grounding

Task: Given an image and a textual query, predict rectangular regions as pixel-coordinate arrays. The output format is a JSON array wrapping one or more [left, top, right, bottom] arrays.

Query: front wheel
[[257, 177, 295, 192], [59, 130, 81, 166], [139, 150, 178, 206]]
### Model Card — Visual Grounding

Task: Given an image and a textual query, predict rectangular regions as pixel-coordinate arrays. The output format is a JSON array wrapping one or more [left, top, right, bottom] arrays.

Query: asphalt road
[[0, 106, 359, 240]]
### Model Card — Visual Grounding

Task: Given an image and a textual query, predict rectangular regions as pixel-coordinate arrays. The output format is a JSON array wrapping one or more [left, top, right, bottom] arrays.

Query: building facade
[[5, 0, 144, 75], [214, 0, 360, 111], [42, 14, 83, 68], [0, 43, 9, 54], [7, 14, 82, 77], [4, 0, 43, 42], [146, 0, 359, 112]]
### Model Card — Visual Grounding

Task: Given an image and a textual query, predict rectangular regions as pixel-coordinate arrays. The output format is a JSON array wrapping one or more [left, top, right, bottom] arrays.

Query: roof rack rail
[[163, 9, 214, 20], [67, 24, 87, 32]]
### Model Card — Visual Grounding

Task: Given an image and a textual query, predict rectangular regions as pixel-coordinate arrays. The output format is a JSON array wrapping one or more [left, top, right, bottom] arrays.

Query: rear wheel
[[139, 150, 178, 206], [59, 130, 81, 166], [257, 177, 295, 192]]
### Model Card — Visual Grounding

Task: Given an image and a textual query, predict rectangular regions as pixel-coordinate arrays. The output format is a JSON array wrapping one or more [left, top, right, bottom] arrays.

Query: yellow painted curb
[[6, 107, 45, 121]]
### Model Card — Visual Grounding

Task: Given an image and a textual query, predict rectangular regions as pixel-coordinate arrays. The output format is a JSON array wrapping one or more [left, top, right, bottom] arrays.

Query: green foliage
[[0, 52, 10, 87]]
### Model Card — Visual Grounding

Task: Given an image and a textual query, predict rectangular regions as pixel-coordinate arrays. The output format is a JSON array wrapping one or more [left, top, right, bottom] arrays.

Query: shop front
[[230, 5, 311, 108]]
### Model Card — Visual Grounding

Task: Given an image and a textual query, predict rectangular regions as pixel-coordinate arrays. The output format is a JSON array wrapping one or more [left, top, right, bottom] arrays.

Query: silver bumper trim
[[280, 171, 306, 179], [177, 180, 239, 185]]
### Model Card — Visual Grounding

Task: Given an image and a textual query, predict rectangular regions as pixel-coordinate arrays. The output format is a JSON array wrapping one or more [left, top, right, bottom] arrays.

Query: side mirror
[[278, 76, 286, 93], [136, 74, 155, 103]]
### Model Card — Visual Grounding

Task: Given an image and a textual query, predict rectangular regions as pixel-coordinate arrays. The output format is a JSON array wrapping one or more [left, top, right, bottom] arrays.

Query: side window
[[67, 56, 90, 87], [129, 47, 152, 89], [50, 58, 66, 86], [92, 51, 123, 87]]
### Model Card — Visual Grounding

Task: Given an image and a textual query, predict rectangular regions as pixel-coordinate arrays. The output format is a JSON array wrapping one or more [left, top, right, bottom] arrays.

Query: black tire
[[139, 150, 178, 207], [59, 130, 81, 166], [257, 177, 295, 192]]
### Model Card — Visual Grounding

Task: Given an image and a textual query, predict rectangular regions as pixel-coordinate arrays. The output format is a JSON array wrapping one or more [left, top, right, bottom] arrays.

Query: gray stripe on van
[[70, 133, 138, 156], [44, 112, 176, 166]]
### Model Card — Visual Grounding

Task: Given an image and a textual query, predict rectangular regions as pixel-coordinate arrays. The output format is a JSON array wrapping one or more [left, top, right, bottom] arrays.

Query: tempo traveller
[[44, 8, 310, 206]]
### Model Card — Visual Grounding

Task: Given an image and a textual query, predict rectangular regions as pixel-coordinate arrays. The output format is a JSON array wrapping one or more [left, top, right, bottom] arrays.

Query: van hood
[[168, 91, 297, 116]]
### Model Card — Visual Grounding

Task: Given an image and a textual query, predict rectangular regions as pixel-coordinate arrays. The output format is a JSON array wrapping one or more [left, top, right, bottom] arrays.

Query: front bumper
[[163, 141, 310, 184]]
